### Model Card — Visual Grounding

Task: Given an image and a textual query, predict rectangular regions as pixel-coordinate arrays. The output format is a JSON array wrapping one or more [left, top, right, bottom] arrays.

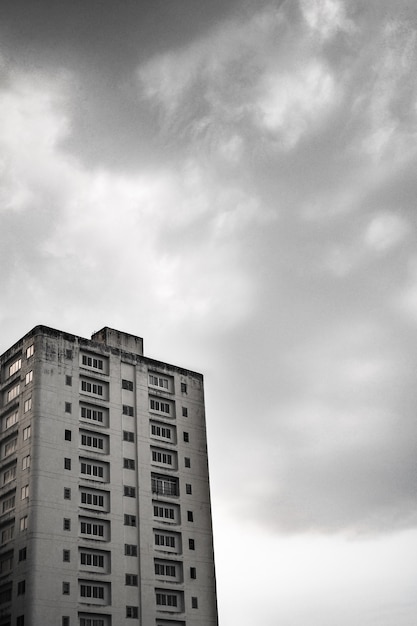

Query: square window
[[187, 510, 194, 522], [123, 430, 135, 442], [64, 429, 72, 441], [185, 457, 191, 468], [182, 406, 188, 417], [126, 606, 138, 618], [62, 581, 70, 595], [63, 518, 71, 531], [186, 483, 192, 495], [64, 458, 71, 470], [183, 432, 189, 443], [65, 402, 72, 413], [189, 538, 195, 550], [65, 375, 72, 386], [124, 544, 138, 556], [124, 486, 136, 497], [64, 488, 71, 500], [63, 549, 70, 562], [125, 574, 138, 586], [62, 618, 70, 626]]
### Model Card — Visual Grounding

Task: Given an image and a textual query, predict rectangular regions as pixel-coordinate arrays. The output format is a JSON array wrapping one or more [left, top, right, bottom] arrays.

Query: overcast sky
[[1, 0, 417, 624]]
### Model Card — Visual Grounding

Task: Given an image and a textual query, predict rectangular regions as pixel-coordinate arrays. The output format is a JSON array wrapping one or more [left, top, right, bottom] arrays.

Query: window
[[154, 533, 176, 548], [80, 462, 104, 479], [151, 423, 172, 440], [149, 374, 169, 389], [188, 538, 195, 550], [182, 406, 188, 417], [187, 510, 194, 522], [191, 596, 198, 609], [125, 574, 138, 586], [181, 382, 187, 393], [65, 429, 72, 441], [23, 426, 31, 440], [8, 358, 22, 377], [155, 562, 176, 577], [81, 406, 104, 423], [3, 465, 16, 484], [80, 552, 104, 568], [152, 450, 173, 466], [20, 516, 28, 531], [65, 402, 72, 413], [2, 495, 15, 512], [184, 457, 191, 468], [63, 550, 70, 562], [5, 410, 18, 429], [80, 522, 104, 537], [21, 485, 29, 500], [183, 432, 189, 443], [124, 544, 137, 556], [81, 491, 104, 508], [2, 524, 14, 542], [65, 375, 72, 386], [22, 455, 30, 470], [66, 349, 73, 360], [62, 617, 70, 626], [123, 458, 135, 470], [17, 580, 26, 595], [123, 430, 134, 442], [80, 584, 104, 599], [156, 592, 178, 607], [124, 514, 136, 527], [81, 380, 104, 396], [186, 483, 192, 495], [17, 616, 25, 626], [23, 398, 32, 413], [64, 458, 71, 470], [153, 505, 175, 520], [63, 518, 71, 531], [190, 567, 197, 579], [4, 439, 17, 456], [122, 405, 134, 416], [150, 399, 170, 414], [126, 606, 138, 618], [124, 486, 136, 497], [122, 379, 133, 391], [25, 371, 33, 385], [79, 619, 105, 626], [81, 354, 104, 370], [19, 547, 27, 562], [7, 383, 20, 402], [151, 475, 178, 496], [62, 582, 70, 595], [64, 488, 71, 500], [26, 344, 34, 358], [81, 434, 104, 450]]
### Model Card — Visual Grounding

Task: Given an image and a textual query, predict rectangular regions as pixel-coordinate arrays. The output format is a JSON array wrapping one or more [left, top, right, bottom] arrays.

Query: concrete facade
[[0, 326, 218, 626]]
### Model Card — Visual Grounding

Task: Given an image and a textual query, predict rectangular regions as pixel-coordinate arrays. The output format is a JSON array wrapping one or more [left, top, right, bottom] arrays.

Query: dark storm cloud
[[1, 0, 417, 542]]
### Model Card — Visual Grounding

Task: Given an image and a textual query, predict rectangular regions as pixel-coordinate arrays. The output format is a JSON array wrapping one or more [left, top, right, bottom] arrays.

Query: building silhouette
[[0, 325, 218, 626]]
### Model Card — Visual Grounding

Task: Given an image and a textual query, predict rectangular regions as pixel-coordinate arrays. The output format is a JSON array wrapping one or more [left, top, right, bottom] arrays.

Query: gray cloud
[[1, 0, 417, 545]]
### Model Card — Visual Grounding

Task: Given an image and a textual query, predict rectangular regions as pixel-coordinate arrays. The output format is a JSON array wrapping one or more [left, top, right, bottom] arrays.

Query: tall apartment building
[[0, 325, 218, 626]]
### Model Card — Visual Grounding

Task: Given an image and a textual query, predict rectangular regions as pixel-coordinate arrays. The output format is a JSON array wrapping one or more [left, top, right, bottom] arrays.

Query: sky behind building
[[1, 1, 417, 624]]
